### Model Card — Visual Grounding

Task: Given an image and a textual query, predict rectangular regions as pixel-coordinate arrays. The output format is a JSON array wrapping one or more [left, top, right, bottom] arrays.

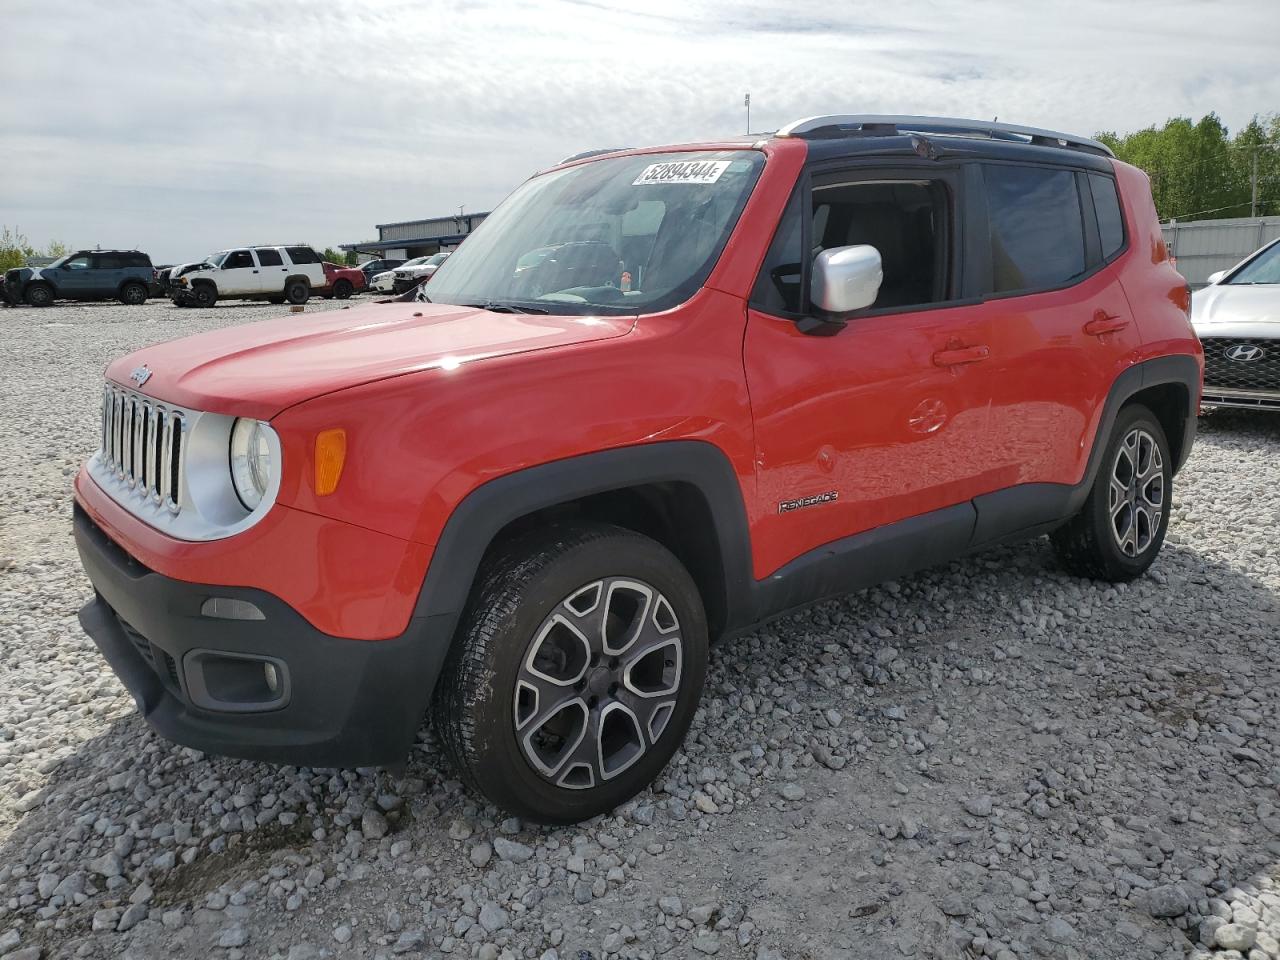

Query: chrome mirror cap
[[812, 244, 883, 315]]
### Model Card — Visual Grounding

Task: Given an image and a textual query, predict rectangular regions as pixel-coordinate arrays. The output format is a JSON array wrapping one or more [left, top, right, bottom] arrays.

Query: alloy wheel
[[513, 577, 683, 790], [1108, 427, 1164, 557]]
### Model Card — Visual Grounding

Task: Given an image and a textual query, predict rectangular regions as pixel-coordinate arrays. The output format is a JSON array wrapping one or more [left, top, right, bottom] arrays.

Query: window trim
[[974, 158, 1128, 302], [1084, 171, 1129, 266]]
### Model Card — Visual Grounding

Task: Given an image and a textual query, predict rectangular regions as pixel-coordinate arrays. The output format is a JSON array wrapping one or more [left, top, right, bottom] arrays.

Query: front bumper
[[1200, 387, 1280, 412], [74, 504, 454, 767]]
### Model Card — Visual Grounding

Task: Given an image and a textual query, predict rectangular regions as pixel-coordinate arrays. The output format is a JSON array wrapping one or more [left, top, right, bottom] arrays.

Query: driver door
[[743, 165, 998, 579], [54, 254, 95, 296], [218, 249, 261, 296]]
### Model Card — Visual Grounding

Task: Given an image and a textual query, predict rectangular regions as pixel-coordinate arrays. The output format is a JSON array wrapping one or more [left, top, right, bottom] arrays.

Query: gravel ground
[[1, 298, 1278, 960]]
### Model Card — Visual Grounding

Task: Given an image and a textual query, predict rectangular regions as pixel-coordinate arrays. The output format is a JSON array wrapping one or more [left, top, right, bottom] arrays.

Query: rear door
[[90, 253, 125, 297], [255, 247, 286, 292], [284, 246, 327, 287], [218, 249, 260, 296], [743, 162, 997, 579], [974, 161, 1141, 541]]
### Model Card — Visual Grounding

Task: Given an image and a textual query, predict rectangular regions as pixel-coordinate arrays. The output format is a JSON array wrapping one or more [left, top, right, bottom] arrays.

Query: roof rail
[[775, 114, 1114, 158], [559, 147, 633, 165]]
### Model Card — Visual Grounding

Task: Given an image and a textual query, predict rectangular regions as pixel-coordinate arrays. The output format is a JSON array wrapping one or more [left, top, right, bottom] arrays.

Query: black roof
[[801, 133, 1115, 172]]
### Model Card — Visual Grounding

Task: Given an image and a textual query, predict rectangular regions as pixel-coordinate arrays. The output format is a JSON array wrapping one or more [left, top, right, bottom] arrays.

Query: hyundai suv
[[5, 250, 155, 307], [73, 115, 1201, 823]]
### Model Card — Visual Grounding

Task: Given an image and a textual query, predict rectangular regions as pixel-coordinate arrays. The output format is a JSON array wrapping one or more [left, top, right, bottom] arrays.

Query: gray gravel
[[1, 298, 1279, 960]]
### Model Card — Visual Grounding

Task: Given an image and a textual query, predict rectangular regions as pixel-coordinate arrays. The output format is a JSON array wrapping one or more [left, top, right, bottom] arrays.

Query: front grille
[[100, 384, 184, 511], [119, 617, 155, 668], [1200, 337, 1280, 394]]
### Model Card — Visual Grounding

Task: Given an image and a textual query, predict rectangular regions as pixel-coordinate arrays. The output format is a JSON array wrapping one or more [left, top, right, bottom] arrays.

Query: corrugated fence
[[1162, 215, 1280, 287]]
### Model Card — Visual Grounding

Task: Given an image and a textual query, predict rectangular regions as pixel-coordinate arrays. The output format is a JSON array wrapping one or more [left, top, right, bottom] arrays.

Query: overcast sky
[[2, 0, 1277, 263]]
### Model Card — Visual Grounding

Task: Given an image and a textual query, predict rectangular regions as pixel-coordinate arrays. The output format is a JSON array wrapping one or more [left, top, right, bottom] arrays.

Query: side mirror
[[1206, 270, 1226, 285], [812, 244, 883, 315]]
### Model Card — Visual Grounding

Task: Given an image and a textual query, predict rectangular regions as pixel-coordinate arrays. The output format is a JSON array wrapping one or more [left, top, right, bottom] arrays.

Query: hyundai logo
[[129, 364, 153, 386], [1224, 344, 1266, 363]]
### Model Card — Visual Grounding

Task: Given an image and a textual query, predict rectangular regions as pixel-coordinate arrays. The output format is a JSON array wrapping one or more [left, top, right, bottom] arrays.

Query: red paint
[[76, 139, 1202, 640], [317, 261, 367, 297]]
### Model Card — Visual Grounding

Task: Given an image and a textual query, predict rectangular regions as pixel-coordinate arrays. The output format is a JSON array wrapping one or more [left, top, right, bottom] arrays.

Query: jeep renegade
[[74, 115, 1203, 823]]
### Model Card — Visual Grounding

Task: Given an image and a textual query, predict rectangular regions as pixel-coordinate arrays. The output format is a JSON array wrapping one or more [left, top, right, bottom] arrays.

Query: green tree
[[319, 247, 347, 265], [1097, 113, 1279, 222], [45, 240, 71, 259], [0, 225, 39, 272]]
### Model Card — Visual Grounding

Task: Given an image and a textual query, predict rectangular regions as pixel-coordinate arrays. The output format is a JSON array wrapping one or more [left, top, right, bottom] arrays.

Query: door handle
[[1084, 313, 1129, 337], [252, 270, 259, 274], [933, 345, 990, 367]]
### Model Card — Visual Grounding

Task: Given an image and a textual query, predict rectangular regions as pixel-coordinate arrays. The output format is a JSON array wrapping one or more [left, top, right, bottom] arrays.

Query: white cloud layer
[[2, 0, 1277, 261]]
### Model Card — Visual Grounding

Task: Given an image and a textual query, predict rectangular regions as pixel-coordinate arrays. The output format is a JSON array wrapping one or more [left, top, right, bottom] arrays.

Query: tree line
[[1097, 113, 1279, 222]]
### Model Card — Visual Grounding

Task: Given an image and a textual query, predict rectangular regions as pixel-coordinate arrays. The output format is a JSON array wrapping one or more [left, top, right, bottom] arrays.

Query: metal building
[[1162, 216, 1280, 287], [341, 211, 490, 262]]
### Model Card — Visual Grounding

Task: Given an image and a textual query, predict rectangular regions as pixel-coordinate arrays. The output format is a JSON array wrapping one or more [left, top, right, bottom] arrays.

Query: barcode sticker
[[632, 160, 731, 186]]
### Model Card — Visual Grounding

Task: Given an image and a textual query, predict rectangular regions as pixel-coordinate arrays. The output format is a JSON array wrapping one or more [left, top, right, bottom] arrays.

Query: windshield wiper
[[460, 300, 551, 315]]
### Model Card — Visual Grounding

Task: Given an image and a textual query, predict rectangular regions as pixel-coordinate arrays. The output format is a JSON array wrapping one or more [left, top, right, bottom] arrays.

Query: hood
[[106, 300, 634, 419], [1192, 283, 1280, 336]]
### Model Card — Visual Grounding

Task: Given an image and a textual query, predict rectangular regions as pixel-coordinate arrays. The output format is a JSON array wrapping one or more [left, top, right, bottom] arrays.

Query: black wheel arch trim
[[411, 441, 756, 636]]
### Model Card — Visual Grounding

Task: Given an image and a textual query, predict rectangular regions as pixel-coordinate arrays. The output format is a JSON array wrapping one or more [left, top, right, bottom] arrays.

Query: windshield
[[399, 257, 428, 269], [425, 150, 765, 315], [425, 253, 449, 266], [47, 255, 71, 269], [1227, 242, 1280, 284], [206, 251, 228, 268]]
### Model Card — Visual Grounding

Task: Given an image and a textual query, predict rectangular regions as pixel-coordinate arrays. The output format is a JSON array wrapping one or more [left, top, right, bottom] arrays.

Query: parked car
[[72, 115, 1201, 824], [390, 251, 450, 293], [4, 250, 155, 307], [170, 245, 327, 307], [1191, 236, 1280, 411], [358, 258, 404, 287], [317, 262, 367, 299], [370, 256, 428, 294]]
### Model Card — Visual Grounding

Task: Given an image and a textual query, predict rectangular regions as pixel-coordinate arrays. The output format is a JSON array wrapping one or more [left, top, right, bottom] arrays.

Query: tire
[[120, 282, 148, 306], [285, 280, 310, 305], [332, 279, 353, 300], [25, 284, 53, 307], [191, 284, 217, 308], [1050, 403, 1172, 582], [433, 524, 709, 824]]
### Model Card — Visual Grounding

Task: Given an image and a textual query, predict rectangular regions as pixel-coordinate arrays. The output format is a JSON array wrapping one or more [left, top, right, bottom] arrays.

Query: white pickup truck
[[171, 245, 327, 307]]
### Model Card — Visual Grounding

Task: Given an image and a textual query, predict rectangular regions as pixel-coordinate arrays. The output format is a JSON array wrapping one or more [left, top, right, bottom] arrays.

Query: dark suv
[[4, 250, 155, 307]]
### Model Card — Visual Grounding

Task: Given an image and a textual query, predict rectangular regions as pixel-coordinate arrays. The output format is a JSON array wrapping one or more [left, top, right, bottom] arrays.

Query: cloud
[[1, 0, 1276, 261]]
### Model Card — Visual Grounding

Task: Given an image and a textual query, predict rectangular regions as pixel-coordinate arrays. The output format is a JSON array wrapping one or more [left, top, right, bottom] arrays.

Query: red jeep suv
[[74, 115, 1202, 823]]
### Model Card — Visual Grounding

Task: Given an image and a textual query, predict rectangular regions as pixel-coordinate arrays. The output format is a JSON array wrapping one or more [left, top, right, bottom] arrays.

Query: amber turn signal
[[314, 429, 347, 496]]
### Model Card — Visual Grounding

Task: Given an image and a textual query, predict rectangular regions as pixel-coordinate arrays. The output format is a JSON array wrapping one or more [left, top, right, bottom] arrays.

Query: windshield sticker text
[[632, 160, 731, 186]]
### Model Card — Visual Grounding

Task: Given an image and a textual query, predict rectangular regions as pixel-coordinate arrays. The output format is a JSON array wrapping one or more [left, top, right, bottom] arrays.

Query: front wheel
[[433, 525, 708, 824], [1050, 403, 1172, 582], [25, 284, 53, 307], [332, 279, 353, 300], [191, 284, 217, 308]]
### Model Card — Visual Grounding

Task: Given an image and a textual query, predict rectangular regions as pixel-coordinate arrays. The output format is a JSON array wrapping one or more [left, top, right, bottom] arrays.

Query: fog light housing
[[183, 650, 290, 713]]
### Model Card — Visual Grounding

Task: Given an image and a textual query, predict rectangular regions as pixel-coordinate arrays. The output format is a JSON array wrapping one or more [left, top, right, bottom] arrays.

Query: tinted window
[[224, 250, 254, 269], [94, 254, 125, 269], [256, 248, 283, 267], [285, 246, 321, 264], [984, 165, 1085, 293], [125, 252, 152, 268], [1089, 174, 1125, 260], [750, 190, 804, 315]]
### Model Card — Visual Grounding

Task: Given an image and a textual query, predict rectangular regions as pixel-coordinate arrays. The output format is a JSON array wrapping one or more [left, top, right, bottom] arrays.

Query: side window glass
[[810, 179, 952, 309], [750, 189, 804, 315], [984, 165, 1085, 293], [256, 248, 283, 267], [64, 255, 92, 271], [1089, 173, 1125, 260], [224, 250, 253, 269], [94, 254, 124, 269], [285, 246, 320, 264]]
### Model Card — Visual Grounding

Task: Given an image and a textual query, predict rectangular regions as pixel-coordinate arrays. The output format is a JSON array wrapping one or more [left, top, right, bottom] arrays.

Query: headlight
[[229, 418, 273, 510]]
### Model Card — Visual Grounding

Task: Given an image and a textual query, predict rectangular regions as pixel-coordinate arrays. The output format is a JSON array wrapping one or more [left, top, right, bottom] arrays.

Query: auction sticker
[[633, 159, 731, 186]]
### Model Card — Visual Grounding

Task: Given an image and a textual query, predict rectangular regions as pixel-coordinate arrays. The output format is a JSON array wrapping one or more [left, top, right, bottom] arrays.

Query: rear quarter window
[[285, 246, 321, 265], [1089, 174, 1126, 260], [257, 248, 283, 267], [983, 165, 1086, 294]]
